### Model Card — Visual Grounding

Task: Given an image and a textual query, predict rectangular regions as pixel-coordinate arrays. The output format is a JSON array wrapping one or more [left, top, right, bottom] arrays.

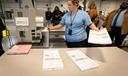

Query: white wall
[[99, 0, 122, 16]]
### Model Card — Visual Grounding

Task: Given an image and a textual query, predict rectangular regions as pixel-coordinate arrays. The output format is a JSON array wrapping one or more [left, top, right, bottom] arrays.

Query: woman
[[86, 1, 100, 47], [88, 1, 99, 25], [48, 0, 99, 48], [0, 17, 6, 56]]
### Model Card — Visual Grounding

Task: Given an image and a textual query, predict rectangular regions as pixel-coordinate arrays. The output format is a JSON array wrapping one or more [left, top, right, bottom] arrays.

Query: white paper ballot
[[43, 49, 64, 71], [67, 50, 99, 71], [88, 28, 112, 44]]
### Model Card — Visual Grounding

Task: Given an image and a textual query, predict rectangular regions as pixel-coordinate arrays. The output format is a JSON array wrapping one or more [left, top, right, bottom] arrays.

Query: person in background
[[0, 17, 6, 56], [102, 1, 128, 48], [88, 1, 99, 26], [51, 6, 63, 26], [98, 11, 105, 28], [78, 5, 82, 10], [86, 1, 99, 47], [45, 7, 52, 25], [48, 0, 99, 48], [99, 11, 105, 21], [62, 10, 67, 15]]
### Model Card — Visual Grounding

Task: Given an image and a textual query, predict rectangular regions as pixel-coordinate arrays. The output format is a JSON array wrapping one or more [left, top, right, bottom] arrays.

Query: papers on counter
[[6, 45, 32, 55], [67, 50, 99, 71], [43, 49, 64, 71]]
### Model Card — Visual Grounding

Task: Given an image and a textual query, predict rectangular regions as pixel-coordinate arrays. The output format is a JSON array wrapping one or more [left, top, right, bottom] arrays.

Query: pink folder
[[6, 45, 32, 55]]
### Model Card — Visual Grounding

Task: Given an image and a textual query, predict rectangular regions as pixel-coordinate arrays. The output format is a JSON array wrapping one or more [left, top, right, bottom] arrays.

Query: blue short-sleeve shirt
[[111, 9, 127, 27], [60, 10, 92, 42]]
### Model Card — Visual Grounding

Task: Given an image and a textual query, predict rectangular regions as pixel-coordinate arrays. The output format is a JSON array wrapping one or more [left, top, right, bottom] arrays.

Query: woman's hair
[[88, 1, 97, 9], [67, 0, 79, 7]]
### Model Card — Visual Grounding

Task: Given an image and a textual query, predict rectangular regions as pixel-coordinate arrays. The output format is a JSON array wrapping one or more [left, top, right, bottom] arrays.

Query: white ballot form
[[88, 28, 112, 44], [43, 49, 64, 71], [67, 50, 99, 71]]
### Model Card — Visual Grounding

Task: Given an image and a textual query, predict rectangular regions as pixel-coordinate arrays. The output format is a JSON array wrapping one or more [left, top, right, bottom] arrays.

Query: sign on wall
[[15, 17, 29, 26], [35, 17, 44, 22]]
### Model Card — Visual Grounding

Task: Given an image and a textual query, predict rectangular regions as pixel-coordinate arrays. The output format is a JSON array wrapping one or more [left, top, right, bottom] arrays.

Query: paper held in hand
[[88, 28, 112, 44]]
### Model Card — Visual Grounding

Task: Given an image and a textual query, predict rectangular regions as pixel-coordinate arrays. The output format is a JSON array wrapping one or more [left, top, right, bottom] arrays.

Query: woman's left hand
[[94, 27, 99, 31]]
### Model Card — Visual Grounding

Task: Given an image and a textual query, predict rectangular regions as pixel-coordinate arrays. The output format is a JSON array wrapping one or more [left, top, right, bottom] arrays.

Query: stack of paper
[[67, 50, 99, 71], [43, 49, 64, 71], [7, 45, 32, 55], [88, 28, 112, 44]]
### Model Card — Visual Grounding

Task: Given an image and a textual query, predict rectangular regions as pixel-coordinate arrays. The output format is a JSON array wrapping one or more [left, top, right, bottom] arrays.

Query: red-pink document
[[7, 45, 32, 55]]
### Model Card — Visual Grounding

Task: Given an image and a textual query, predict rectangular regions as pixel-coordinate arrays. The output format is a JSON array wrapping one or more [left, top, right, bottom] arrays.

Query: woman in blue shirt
[[48, 0, 99, 48]]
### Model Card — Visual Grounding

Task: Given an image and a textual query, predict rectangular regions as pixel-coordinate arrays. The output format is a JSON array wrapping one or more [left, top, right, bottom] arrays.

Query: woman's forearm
[[48, 23, 63, 30], [89, 23, 99, 31]]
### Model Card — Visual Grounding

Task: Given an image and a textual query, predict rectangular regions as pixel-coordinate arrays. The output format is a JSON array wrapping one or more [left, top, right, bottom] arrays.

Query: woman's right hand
[[48, 23, 64, 31], [48, 24, 54, 31]]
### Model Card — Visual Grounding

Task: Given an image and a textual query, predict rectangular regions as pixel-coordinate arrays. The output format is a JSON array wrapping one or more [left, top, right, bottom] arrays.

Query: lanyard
[[67, 10, 78, 35], [70, 10, 78, 27]]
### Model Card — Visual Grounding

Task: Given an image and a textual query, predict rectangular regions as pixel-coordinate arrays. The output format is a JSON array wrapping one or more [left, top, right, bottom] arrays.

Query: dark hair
[[120, 1, 128, 9], [67, 0, 79, 7], [54, 6, 60, 11], [78, 6, 82, 10]]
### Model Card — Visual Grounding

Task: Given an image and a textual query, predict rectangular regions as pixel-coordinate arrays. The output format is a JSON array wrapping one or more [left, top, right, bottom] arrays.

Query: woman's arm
[[89, 23, 99, 31], [48, 23, 64, 30]]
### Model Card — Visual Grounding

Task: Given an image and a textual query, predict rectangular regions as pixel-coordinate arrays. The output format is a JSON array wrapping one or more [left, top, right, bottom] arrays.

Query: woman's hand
[[94, 27, 99, 31], [89, 23, 99, 31], [48, 24, 54, 31]]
